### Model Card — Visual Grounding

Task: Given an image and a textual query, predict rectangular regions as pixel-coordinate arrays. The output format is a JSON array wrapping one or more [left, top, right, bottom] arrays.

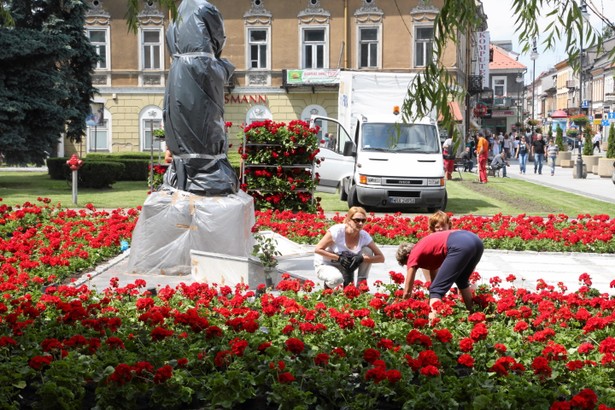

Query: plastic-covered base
[[127, 188, 255, 275]]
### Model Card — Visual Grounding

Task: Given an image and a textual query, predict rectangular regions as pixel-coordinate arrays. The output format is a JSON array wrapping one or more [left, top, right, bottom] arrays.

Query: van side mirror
[[343, 140, 356, 157]]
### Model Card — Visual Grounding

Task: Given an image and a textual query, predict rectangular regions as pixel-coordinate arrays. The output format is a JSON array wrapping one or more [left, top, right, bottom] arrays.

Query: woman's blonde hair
[[396, 242, 415, 266], [428, 211, 451, 233], [344, 206, 368, 223]]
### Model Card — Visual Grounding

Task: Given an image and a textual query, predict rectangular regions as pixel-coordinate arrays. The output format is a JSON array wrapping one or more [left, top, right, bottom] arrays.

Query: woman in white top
[[314, 207, 385, 289]]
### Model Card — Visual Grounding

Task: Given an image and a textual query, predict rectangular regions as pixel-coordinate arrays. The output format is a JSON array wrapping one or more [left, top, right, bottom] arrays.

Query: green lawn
[[0, 170, 611, 216]]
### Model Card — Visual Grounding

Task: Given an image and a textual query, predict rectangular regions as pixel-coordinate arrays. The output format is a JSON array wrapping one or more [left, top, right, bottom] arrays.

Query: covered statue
[[127, 0, 254, 276], [163, 0, 238, 195]]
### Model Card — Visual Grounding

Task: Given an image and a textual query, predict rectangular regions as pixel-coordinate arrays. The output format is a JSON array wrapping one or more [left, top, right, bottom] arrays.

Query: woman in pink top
[[396, 230, 483, 318]]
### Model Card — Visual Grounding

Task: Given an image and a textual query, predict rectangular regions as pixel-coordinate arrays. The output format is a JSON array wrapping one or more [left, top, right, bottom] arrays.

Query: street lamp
[[516, 72, 524, 126], [576, 0, 589, 179], [530, 38, 539, 136]]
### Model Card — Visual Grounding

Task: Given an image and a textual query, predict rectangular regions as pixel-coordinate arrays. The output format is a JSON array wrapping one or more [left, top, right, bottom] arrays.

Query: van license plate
[[389, 197, 415, 204]]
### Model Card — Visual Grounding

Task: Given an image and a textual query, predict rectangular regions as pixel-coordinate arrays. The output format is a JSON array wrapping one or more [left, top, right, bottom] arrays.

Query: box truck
[[312, 71, 447, 212]]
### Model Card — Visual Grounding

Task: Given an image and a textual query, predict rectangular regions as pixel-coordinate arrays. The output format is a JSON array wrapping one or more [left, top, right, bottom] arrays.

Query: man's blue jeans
[[534, 153, 544, 174]]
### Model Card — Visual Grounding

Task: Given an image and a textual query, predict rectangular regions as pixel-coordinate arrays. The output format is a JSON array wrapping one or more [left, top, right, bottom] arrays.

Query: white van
[[312, 71, 447, 212]]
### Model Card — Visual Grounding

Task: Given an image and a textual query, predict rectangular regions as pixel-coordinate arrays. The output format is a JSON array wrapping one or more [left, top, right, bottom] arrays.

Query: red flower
[[153, 364, 173, 384], [459, 337, 474, 352], [28, 355, 53, 370], [365, 366, 387, 383], [420, 365, 440, 377], [433, 328, 453, 343], [363, 348, 381, 364], [285, 337, 305, 354], [531, 356, 552, 378], [457, 354, 475, 368], [278, 372, 296, 384], [569, 388, 598, 410], [314, 353, 330, 366], [386, 369, 402, 384], [470, 323, 488, 341]]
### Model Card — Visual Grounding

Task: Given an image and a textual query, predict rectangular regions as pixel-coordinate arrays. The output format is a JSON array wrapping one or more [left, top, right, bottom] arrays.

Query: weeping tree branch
[[403, 0, 612, 136]]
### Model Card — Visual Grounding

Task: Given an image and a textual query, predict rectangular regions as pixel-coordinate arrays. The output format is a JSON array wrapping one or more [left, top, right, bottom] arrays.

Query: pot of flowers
[[570, 114, 590, 127]]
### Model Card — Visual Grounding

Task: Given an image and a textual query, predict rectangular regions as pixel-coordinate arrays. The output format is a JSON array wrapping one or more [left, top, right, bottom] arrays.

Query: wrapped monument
[[128, 0, 255, 275]]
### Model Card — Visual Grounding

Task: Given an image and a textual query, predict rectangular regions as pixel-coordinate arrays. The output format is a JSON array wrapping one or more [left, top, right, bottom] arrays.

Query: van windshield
[[361, 123, 440, 154]]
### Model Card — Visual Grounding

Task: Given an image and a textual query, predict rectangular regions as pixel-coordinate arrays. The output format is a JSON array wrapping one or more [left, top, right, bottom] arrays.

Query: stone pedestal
[[597, 158, 615, 177], [582, 155, 599, 171], [127, 189, 255, 275], [560, 159, 573, 168], [556, 151, 571, 166]]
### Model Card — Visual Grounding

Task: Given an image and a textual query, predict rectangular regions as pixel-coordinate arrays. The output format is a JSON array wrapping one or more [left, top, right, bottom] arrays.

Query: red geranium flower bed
[[0, 200, 614, 408]]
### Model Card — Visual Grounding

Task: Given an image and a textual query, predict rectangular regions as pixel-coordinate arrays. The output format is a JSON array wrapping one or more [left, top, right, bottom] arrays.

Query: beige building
[[64, 0, 481, 157]]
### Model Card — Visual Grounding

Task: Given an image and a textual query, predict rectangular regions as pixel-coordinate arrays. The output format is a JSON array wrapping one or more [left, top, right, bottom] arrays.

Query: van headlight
[[359, 175, 381, 185], [427, 178, 444, 186]]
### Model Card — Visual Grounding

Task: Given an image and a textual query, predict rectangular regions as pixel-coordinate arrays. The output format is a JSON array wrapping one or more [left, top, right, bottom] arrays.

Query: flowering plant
[[527, 118, 539, 126], [570, 114, 590, 126], [253, 211, 615, 253], [239, 120, 321, 212], [148, 164, 168, 192], [0, 201, 614, 408]]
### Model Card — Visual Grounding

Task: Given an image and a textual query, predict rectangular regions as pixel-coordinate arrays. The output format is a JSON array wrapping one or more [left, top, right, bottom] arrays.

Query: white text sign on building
[[477, 31, 490, 89]]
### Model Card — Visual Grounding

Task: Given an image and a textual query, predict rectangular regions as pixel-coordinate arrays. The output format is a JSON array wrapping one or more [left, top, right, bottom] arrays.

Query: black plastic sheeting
[[163, 0, 238, 196]]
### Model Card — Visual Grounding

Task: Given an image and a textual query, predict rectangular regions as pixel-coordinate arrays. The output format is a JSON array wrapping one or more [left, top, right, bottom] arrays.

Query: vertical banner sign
[[477, 31, 490, 89]]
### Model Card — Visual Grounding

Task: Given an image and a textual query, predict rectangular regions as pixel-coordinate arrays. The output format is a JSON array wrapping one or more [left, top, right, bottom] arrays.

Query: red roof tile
[[489, 45, 526, 70]]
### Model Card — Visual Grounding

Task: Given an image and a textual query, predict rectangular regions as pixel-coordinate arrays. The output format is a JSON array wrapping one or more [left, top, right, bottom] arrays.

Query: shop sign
[[491, 110, 515, 117], [224, 94, 267, 104], [286, 69, 340, 85]]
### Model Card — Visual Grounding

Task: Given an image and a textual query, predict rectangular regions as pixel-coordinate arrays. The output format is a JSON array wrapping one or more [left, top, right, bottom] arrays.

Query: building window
[[493, 77, 507, 97], [302, 27, 327, 69], [87, 29, 109, 69], [247, 27, 269, 69], [359, 27, 379, 68], [142, 108, 163, 152], [141, 29, 162, 70], [414, 26, 434, 67], [86, 106, 110, 152]]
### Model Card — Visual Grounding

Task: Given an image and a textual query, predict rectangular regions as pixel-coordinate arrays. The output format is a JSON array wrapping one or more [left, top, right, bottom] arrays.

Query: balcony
[[566, 80, 577, 89], [468, 75, 483, 95]]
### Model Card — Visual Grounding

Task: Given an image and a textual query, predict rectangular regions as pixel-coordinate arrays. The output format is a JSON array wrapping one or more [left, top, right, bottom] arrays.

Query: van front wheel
[[427, 191, 448, 213], [347, 186, 360, 208]]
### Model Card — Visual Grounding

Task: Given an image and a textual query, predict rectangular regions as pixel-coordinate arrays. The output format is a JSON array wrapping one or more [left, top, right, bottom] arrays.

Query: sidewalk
[[504, 156, 615, 204]]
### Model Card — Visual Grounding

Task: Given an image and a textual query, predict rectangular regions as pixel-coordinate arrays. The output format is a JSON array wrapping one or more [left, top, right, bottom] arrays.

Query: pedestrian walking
[[476, 131, 489, 183], [442, 137, 455, 180], [460, 147, 474, 172], [503, 134, 512, 157], [593, 130, 602, 154], [532, 134, 546, 174], [546, 138, 559, 176], [515, 135, 529, 174]]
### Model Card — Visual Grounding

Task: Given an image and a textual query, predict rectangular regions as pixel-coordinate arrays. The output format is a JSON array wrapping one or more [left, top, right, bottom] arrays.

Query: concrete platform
[[76, 244, 615, 296]]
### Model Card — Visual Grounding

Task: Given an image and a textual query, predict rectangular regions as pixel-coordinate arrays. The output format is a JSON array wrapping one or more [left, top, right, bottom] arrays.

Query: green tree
[[555, 125, 565, 151], [582, 125, 593, 156], [607, 125, 615, 159], [0, 0, 97, 165]]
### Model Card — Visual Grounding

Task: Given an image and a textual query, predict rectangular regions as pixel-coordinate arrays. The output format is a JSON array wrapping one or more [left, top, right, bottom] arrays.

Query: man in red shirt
[[396, 230, 484, 318], [475, 131, 489, 183]]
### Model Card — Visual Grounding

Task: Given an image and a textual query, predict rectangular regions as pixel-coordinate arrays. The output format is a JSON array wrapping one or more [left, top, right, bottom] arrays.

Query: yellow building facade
[[63, 0, 470, 157]]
